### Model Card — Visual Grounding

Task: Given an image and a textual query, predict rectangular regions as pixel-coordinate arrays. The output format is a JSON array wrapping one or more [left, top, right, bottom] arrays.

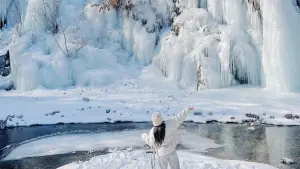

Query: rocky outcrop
[[0, 51, 10, 77]]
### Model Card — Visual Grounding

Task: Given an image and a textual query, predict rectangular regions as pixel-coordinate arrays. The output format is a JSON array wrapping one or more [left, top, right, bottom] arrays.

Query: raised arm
[[170, 106, 194, 128]]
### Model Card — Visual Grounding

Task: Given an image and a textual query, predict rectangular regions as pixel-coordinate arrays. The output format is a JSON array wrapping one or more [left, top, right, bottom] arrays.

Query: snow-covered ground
[[1, 66, 300, 127], [58, 150, 277, 169]]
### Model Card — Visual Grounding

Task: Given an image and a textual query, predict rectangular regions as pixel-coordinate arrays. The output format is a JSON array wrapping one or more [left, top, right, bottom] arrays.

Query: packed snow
[[3, 129, 221, 160], [58, 150, 277, 169]]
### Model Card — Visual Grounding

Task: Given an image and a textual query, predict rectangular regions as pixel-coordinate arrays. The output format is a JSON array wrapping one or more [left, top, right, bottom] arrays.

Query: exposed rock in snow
[[281, 157, 295, 165], [82, 97, 90, 102]]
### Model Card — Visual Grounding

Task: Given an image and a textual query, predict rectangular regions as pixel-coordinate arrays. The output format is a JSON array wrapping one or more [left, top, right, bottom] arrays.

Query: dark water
[[0, 123, 299, 169], [183, 123, 300, 169]]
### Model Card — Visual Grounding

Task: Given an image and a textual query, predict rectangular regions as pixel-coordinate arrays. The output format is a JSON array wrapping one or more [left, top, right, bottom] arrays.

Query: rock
[[230, 117, 235, 120], [49, 111, 60, 116], [208, 112, 213, 116], [113, 110, 116, 113], [281, 157, 295, 165], [98, 106, 101, 108], [263, 113, 266, 116], [81, 108, 84, 111], [107, 117, 112, 122], [61, 115, 64, 118], [194, 112, 202, 116], [45, 113, 49, 116], [106, 109, 111, 113], [87, 106, 91, 109], [82, 97, 90, 102], [284, 113, 299, 120], [246, 113, 260, 119], [285, 114, 294, 119], [17, 115, 23, 119], [270, 116, 275, 119]]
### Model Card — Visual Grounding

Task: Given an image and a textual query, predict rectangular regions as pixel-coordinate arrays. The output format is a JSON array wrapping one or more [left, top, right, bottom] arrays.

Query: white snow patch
[[247, 126, 255, 131], [58, 150, 277, 169], [1, 85, 300, 127]]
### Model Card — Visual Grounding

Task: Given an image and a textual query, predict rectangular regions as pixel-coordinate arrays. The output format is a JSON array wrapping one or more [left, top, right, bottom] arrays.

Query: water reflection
[[184, 123, 299, 169]]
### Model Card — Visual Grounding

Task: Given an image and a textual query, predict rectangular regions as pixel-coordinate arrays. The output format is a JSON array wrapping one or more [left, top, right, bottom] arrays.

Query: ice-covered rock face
[[1, 0, 300, 91]]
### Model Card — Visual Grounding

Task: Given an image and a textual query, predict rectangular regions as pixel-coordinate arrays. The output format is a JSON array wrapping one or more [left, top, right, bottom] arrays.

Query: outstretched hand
[[187, 106, 194, 111]]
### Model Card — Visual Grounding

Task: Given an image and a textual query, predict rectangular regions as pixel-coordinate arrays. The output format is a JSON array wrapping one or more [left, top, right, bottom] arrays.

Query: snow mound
[[58, 150, 277, 169]]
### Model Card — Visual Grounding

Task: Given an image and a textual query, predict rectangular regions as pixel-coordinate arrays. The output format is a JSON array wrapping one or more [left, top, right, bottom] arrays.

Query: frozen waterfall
[[0, 0, 300, 92], [262, 0, 300, 92]]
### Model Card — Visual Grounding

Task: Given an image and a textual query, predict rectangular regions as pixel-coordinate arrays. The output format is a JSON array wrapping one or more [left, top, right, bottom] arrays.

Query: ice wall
[[2, 0, 300, 91], [154, 0, 262, 89], [262, 0, 300, 92], [0, 0, 26, 28]]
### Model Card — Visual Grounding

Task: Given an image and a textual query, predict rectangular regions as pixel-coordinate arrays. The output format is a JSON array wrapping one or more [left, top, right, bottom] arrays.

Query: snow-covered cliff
[[0, 0, 300, 92]]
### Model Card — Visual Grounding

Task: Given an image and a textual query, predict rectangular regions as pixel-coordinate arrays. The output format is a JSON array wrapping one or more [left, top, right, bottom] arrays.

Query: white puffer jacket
[[141, 108, 191, 156]]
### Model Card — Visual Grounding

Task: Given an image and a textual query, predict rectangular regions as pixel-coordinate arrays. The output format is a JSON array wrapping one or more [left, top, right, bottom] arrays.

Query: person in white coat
[[141, 106, 194, 169]]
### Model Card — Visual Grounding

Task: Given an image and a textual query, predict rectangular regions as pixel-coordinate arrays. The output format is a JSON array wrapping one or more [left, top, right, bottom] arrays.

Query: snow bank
[[58, 150, 277, 169], [1, 81, 300, 127]]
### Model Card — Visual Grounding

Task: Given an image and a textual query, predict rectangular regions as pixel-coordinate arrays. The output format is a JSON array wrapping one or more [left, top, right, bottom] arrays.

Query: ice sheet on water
[[3, 129, 221, 161]]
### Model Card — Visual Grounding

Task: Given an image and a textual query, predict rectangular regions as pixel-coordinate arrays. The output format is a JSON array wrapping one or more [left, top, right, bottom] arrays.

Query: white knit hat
[[152, 112, 163, 126]]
